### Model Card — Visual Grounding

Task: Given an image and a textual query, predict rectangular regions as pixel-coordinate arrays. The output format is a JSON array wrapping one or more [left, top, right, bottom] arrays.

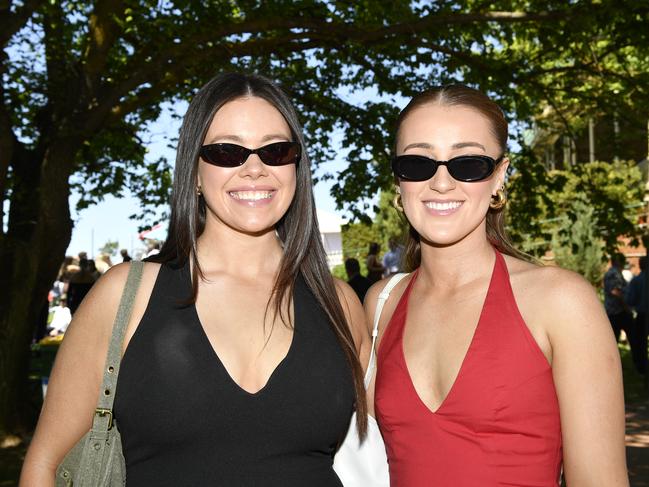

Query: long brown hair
[[395, 84, 532, 269], [150, 72, 367, 437]]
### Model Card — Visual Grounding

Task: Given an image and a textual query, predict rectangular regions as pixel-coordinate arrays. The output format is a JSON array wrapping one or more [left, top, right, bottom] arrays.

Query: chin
[[233, 220, 279, 236], [419, 232, 466, 248], [413, 218, 488, 249]]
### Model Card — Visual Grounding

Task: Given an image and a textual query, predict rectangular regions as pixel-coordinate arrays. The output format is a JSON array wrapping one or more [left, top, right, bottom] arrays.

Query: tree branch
[[81, 0, 125, 97], [79, 4, 602, 139], [167, 9, 574, 42]]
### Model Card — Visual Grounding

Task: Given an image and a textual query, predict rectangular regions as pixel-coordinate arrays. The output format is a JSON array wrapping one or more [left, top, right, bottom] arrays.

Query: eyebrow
[[206, 133, 291, 144], [402, 141, 486, 152]]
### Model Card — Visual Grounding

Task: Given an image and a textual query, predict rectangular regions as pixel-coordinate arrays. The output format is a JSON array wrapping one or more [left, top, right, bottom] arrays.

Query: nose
[[428, 164, 456, 193], [238, 153, 268, 179]]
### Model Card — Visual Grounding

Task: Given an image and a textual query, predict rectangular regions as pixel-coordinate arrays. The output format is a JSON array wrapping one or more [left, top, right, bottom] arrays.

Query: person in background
[[622, 263, 633, 283], [625, 256, 648, 375], [604, 253, 633, 342], [46, 298, 72, 336], [56, 256, 76, 291], [146, 240, 161, 258], [382, 237, 404, 277], [66, 258, 97, 315], [120, 249, 132, 262], [345, 257, 372, 303], [94, 253, 113, 274], [366, 242, 384, 283]]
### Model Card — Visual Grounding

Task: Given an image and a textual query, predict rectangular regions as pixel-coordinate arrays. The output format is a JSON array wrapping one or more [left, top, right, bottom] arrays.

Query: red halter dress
[[375, 251, 562, 487]]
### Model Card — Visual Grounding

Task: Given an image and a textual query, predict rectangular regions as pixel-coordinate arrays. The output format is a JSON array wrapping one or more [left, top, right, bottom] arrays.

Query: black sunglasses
[[199, 141, 301, 167], [391, 154, 503, 182]]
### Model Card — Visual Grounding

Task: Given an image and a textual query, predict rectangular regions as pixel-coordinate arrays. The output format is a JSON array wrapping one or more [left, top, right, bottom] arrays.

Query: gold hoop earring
[[196, 185, 202, 196], [393, 187, 403, 212], [490, 188, 506, 210]]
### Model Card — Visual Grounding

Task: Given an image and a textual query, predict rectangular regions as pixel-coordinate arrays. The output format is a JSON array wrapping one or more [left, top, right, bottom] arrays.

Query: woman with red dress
[[365, 85, 628, 486]]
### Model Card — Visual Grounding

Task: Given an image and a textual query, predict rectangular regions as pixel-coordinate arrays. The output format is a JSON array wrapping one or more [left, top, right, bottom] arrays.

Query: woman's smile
[[228, 187, 277, 206], [422, 199, 464, 216]]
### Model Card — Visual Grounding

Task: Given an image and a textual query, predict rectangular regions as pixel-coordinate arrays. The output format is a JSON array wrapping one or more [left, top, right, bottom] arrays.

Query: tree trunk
[[0, 140, 76, 435]]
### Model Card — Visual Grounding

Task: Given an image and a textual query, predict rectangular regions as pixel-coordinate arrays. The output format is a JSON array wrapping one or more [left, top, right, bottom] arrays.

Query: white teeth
[[229, 191, 274, 201], [424, 201, 462, 211]]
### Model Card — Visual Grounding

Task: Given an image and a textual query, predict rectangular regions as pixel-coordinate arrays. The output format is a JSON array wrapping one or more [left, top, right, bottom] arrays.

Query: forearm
[[20, 453, 56, 487]]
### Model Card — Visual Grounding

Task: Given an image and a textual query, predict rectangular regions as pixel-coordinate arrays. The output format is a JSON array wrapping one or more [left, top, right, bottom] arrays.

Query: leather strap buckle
[[95, 408, 114, 430]]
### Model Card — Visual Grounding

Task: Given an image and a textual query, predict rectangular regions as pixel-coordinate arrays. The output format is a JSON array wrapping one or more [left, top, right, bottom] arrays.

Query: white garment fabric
[[333, 273, 408, 487]]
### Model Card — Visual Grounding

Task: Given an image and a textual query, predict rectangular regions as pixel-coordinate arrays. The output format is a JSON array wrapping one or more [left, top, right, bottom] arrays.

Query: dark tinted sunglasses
[[200, 141, 301, 167], [392, 154, 503, 182]]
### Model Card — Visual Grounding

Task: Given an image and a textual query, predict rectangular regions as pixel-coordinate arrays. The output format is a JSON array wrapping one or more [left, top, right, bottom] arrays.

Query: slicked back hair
[[394, 84, 533, 269]]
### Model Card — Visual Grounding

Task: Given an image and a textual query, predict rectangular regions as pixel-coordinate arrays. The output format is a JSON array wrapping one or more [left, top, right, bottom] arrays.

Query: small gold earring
[[490, 188, 506, 210], [393, 186, 403, 212], [196, 185, 202, 196]]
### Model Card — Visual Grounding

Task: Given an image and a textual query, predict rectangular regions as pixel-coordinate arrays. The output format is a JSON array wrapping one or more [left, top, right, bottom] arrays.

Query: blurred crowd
[[604, 253, 648, 376], [36, 249, 133, 341], [345, 238, 405, 303]]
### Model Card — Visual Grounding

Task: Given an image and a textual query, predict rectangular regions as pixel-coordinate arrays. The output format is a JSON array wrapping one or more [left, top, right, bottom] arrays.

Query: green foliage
[[98, 239, 119, 257], [342, 221, 379, 264], [341, 188, 409, 273], [330, 264, 348, 281], [2, 1, 648, 222], [373, 188, 409, 249], [508, 159, 644, 263], [551, 200, 605, 286]]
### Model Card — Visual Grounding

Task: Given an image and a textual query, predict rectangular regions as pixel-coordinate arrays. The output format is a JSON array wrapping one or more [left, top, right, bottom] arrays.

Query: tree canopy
[[1, 0, 648, 435]]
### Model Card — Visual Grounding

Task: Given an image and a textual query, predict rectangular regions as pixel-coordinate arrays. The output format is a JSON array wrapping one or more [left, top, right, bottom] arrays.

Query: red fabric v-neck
[[375, 251, 562, 487]]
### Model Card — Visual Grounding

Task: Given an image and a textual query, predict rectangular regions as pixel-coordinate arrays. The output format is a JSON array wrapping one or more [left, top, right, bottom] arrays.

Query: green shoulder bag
[[56, 261, 144, 486]]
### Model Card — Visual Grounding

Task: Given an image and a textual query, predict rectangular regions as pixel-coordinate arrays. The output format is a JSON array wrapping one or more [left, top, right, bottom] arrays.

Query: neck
[[417, 227, 495, 290], [195, 219, 284, 279]]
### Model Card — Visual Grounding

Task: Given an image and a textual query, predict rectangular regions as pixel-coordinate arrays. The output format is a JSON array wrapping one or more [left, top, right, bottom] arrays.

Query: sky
[[64, 101, 359, 259]]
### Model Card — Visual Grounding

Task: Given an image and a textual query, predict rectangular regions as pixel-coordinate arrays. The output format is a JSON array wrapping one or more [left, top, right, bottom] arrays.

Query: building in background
[[317, 209, 345, 269]]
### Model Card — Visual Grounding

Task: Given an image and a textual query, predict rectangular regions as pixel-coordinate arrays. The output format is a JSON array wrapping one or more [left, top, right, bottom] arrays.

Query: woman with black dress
[[21, 73, 369, 486]]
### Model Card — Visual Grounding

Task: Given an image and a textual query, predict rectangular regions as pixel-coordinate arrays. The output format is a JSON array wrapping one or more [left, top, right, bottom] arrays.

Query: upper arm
[[362, 276, 411, 416], [20, 262, 156, 485], [542, 269, 628, 486], [334, 278, 370, 370], [363, 280, 387, 339]]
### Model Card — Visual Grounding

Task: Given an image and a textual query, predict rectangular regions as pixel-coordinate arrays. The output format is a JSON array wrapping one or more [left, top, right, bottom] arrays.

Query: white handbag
[[333, 273, 408, 487]]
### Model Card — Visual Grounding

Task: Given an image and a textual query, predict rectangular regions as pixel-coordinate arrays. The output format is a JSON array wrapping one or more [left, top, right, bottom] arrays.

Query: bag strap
[[92, 261, 144, 432], [363, 272, 409, 388]]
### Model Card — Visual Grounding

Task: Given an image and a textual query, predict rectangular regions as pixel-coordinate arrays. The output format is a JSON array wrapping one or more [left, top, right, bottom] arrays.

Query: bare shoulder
[[64, 261, 161, 348], [333, 277, 361, 307], [333, 277, 369, 353], [333, 278, 365, 325], [504, 255, 606, 337], [80, 261, 160, 312], [506, 257, 599, 306]]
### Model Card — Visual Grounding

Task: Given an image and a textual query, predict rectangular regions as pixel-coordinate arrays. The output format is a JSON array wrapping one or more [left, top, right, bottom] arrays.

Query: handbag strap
[[363, 272, 409, 388], [92, 261, 144, 432]]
